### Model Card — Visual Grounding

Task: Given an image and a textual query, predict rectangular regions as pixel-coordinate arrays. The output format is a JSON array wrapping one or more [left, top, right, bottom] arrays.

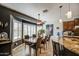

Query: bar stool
[[52, 41, 60, 56], [47, 35, 51, 49]]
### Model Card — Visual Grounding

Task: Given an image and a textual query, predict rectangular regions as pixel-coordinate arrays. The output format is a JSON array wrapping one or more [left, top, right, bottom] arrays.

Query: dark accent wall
[[0, 6, 10, 38]]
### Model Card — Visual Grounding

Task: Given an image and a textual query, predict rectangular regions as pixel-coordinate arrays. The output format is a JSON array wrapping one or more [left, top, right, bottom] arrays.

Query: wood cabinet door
[[63, 21, 74, 31], [63, 22, 68, 31], [74, 18, 79, 26], [68, 21, 74, 30]]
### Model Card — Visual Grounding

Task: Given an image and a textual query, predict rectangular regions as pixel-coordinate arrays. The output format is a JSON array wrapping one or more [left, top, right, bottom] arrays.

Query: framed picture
[[46, 24, 53, 36]]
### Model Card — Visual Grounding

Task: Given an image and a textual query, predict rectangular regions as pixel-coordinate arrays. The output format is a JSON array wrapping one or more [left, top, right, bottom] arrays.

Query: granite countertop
[[59, 36, 79, 55], [64, 35, 79, 39]]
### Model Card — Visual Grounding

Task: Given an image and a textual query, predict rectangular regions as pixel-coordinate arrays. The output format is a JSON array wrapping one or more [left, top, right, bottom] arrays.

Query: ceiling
[[1, 3, 79, 22]]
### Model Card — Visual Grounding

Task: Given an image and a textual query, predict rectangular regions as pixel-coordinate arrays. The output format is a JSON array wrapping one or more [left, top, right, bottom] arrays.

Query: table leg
[[29, 46, 31, 56]]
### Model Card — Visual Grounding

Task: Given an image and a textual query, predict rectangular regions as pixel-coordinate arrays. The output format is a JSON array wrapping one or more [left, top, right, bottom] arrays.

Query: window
[[33, 25, 36, 34], [13, 18, 22, 42], [30, 25, 34, 36], [23, 23, 37, 38], [23, 23, 28, 38], [28, 24, 31, 36]]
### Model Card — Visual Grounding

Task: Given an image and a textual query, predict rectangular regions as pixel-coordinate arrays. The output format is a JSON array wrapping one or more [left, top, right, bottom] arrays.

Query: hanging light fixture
[[37, 14, 41, 25], [59, 5, 63, 23], [66, 3, 72, 19]]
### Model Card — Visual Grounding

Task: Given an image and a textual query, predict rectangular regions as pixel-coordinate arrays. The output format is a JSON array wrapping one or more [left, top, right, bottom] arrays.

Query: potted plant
[[38, 29, 45, 37]]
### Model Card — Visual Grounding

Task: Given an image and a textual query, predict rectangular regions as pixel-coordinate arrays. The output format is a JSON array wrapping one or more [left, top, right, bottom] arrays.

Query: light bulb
[[59, 19, 63, 23], [66, 11, 72, 18]]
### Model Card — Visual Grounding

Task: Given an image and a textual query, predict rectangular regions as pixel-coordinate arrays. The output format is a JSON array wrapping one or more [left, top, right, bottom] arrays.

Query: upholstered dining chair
[[36, 37, 43, 55]]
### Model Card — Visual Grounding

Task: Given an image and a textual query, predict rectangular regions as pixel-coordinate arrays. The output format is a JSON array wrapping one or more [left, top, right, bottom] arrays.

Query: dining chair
[[41, 36, 48, 50], [24, 35, 29, 39], [32, 34, 36, 38], [36, 37, 43, 56]]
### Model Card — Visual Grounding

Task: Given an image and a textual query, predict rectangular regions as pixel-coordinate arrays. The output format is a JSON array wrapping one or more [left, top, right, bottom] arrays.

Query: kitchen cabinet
[[74, 18, 79, 26], [0, 41, 11, 56], [63, 22, 68, 31], [63, 21, 74, 31]]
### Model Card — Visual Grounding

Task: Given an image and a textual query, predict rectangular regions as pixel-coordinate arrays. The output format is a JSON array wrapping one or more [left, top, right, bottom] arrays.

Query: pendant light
[[66, 3, 72, 19], [37, 14, 41, 25], [59, 5, 63, 23]]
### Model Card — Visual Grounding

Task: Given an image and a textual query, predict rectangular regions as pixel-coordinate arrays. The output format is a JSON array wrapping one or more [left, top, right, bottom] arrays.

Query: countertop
[[64, 35, 79, 39], [59, 36, 79, 55]]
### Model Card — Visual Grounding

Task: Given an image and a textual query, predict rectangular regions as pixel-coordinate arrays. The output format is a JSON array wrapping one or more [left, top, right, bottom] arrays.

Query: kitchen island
[[52, 36, 79, 56], [58, 36, 79, 56], [62, 36, 79, 56]]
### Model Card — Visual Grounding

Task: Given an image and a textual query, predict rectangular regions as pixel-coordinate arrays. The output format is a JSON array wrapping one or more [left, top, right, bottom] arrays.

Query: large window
[[23, 23, 28, 38], [30, 24, 36, 36], [11, 15, 37, 42], [33, 25, 36, 34], [28, 24, 31, 36], [13, 18, 22, 42], [23, 23, 36, 38]]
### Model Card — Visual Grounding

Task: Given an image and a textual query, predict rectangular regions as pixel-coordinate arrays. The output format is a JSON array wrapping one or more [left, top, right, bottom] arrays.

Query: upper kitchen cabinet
[[74, 18, 79, 36], [74, 18, 79, 26], [63, 22, 68, 31], [68, 21, 75, 30], [63, 21, 74, 31]]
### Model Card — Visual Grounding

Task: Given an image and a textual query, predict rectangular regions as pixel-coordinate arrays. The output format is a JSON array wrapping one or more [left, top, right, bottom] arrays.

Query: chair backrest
[[24, 35, 29, 39], [36, 37, 42, 48], [47, 35, 51, 41], [43, 36, 48, 43], [32, 34, 36, 38]]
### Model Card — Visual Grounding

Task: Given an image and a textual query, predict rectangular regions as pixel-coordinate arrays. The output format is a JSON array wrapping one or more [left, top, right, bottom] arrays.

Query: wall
[[0, 5, 10, 38]]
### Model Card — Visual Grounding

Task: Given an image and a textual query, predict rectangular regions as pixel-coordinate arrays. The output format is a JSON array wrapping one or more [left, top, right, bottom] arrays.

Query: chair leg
[[40, 48, 41, 54], [44, 44, 46, 50], [46, 43, 48, 49], [36, 48, 38, 56]]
